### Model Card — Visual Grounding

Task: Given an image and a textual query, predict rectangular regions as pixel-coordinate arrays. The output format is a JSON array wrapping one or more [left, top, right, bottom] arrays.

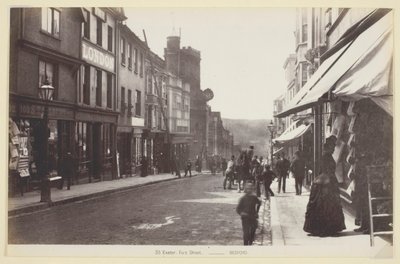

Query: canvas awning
[[275, 11, 393, 118], [332, 22, 393, 115], [273, 123, 311, 144]]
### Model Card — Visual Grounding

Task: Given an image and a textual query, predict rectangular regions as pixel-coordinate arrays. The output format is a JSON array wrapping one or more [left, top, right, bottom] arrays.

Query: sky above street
[[125, 8, 296, 120]]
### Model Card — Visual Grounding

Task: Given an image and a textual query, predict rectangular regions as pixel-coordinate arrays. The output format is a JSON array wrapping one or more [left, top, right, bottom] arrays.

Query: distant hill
[[222, 118, 273, 157]]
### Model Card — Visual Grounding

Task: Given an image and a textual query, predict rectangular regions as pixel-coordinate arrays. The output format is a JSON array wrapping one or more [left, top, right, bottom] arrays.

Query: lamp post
[[38, 78, 54, 203], [267, 120, 275, 168]]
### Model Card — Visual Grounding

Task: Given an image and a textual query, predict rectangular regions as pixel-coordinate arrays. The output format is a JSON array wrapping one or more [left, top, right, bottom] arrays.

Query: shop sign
[[131, 117, 145, 127], [19, 103, 44, 118], [82, 41, 115, 72], [17, 102, 73, 120]]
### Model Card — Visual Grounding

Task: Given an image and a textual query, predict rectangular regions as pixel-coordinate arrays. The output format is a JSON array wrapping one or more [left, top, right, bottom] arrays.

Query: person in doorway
[[303, 141, 346, 237], [174, 156, 181, 178], [275, 153, 290, 193], [290, 151, 306, 195], [195, 155, 202, 172], [184, 159, 192, 177], [60, 152, 74, 190], [140, 156, 148, 177], [236, 182, 261, 245]]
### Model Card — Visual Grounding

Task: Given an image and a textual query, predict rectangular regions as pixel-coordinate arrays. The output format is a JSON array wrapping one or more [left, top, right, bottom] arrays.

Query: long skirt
[[303, 174, 346, 236]]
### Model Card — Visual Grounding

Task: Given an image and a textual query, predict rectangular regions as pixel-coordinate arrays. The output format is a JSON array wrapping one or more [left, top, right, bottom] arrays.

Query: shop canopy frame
[[273, 122, 311, 144], [275, 10, 393, 118]]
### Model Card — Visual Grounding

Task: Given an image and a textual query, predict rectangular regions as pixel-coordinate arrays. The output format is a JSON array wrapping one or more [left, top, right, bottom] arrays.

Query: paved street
[[9, 173, 267, 245]]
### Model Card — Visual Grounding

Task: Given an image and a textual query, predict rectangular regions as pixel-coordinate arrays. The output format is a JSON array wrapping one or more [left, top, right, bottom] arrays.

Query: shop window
[[96, 17, 102, 46], [121, 38, 126, 65], [75, 122, 90, 175], [39, 60, 56, 99], [47, 120, 59, 175], [107, 26, 113, 52], [135, 90, 141, 116], [82, 9, 90, 39], [83, 65, 90, 105], [96, 69, 102, 106], [106, 73, 112, 108], [102, 124, 113, 161], [41, 8, 60, 38]]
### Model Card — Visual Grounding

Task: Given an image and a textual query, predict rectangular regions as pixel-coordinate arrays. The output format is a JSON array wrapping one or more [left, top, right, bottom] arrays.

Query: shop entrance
[[92, 123, 102, 180]]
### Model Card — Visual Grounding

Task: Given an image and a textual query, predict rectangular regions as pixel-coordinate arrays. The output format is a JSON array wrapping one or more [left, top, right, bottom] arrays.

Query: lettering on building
[[82, 41, 115, 72]]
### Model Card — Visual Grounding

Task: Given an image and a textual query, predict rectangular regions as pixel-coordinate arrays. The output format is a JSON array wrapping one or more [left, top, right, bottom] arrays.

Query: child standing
[[236, 182, 261, 245]]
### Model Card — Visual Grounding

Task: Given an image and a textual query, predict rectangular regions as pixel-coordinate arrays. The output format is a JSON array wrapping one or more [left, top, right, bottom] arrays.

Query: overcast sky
[[125, 8, 296, 120]]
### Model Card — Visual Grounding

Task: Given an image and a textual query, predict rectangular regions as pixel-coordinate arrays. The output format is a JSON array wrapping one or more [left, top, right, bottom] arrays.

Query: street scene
[[7, 6, 393, 258]]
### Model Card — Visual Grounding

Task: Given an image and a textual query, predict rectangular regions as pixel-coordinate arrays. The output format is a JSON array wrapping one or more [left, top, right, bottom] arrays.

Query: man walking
[[276, 153, 290, 193], [261, 164, 276, 198], [184, 159, 192, 177], [224, 155, 235, 189], [290, 151, 306, 195], [236, 182, 261, 245], [60, 152, 74, 190]]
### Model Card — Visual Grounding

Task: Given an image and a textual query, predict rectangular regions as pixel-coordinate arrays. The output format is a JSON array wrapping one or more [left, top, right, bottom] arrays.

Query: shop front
[[171, 134, 192, 171], [75, 109, 117, 183], [275, 10, 393, 241], [9, 96, 75, 195]]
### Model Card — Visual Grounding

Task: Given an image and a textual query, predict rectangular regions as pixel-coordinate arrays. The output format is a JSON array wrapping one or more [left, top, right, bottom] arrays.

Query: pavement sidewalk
[[8, 170, 204, 217], [269, 177, 393, 257]]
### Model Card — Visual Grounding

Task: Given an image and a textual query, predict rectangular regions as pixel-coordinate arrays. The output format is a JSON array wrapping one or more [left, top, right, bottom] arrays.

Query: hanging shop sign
[[82, 40, 115, 72], [131, 117, 145, 127]]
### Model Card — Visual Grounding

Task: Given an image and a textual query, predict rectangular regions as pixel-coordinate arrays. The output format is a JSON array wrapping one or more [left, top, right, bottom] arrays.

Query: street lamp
[[38, 78, 54, 203], [267, 120, 275, 168]]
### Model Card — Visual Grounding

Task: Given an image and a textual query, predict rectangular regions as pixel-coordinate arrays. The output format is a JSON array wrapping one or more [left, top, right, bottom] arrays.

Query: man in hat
[[276, 152, 290, 193]]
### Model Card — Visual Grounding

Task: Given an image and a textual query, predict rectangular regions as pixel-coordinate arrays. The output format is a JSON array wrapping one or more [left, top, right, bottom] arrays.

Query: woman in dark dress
[[303, 141, 346, 236]]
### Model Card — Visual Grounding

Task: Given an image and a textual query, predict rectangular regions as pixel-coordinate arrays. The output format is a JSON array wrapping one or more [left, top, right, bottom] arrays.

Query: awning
[[273, 124, 311, 144], [275, 11, 393, 118], [332, 22, 393, 116]]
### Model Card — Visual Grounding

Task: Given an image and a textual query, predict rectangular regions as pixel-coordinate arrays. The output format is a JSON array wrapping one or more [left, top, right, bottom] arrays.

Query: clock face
[[203, 88, 214, 101]]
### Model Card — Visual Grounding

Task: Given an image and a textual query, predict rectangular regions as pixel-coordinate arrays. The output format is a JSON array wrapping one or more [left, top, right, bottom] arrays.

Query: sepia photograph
[[3, 0, 397, 261]]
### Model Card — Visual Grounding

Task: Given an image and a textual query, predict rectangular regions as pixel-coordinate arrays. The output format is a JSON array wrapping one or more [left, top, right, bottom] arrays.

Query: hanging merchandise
[[330, 114, 346, 139], [347, 101, 357, 116], [348, 115, 358, 133], [347, 134, 355, 148], [333, 140, 346, 163]]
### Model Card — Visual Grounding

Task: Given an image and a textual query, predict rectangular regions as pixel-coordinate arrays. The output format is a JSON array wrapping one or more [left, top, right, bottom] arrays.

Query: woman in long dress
[[303, 141, 346, 236]]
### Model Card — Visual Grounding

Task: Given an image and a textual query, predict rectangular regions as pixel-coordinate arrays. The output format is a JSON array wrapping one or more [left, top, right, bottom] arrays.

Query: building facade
[[164, 36, 209, 162], [77, 8, 126, 182], [117, 24, 147, 177], [9, 7, 85, 193], [275, 8, 393, 233], [167, 73, 192, 170], [144, 51, 169, 173]]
